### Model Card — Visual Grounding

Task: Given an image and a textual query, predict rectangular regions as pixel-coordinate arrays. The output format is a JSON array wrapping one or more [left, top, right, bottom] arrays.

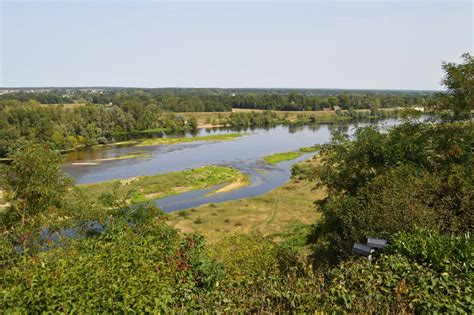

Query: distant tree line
[[0, 88, 433, 112], [0, 100, 198, 157]]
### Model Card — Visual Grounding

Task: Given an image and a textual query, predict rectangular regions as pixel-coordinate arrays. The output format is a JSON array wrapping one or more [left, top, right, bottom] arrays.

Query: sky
[[1, 0, 472, 90]]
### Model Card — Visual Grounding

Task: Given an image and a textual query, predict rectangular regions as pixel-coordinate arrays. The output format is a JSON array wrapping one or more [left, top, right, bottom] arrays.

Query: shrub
[[1, 205, 222, 313], [1, 143, 72, 229], [322, 229, 473, 313], [311, 123, 473, 265], [204, 235, 322, 312]]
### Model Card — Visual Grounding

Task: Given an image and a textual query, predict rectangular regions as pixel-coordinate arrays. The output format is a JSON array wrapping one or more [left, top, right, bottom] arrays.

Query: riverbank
[[166, 176, 323, 244], [92, 133, 244, 149], [262, 145, 319, 164], [78, 165, 250, 203], [70, 152, 152, 165]]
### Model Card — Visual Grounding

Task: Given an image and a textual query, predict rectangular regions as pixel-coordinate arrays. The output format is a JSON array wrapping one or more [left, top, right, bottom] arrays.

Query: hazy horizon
[[1, 0, 472, 90]]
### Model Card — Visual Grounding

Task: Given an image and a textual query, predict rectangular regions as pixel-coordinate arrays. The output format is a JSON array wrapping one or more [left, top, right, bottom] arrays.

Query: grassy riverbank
[[263, 151, 304, 164], [167, 178, 323, 244], [262, 146, 319, 164], [93, 133, 244, 148], [70, 152, 152, 165], [79, 165, 249, 203]]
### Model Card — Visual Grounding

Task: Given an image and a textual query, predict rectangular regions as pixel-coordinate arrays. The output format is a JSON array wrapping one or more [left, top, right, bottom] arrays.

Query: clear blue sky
[[1, 0, 472, 90]]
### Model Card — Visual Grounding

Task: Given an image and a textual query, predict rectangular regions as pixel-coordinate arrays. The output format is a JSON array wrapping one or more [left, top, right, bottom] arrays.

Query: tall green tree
[[1, 143, 72, 228], [432, 53, 473, 121]]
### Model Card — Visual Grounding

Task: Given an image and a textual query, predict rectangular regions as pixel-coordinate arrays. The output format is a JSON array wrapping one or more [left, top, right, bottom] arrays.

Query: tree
[[431, 53, 473, 121], [1, 143, 72, 228], [187, 116, 198, 130]]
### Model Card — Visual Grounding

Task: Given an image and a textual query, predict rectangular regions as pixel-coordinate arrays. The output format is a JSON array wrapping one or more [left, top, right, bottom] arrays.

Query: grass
[[315, 115, 353, 122], [136, 133, 243, 147], [263, 151, 304, 164], [99, 153, 151, 161], [299, 145, 320, 153], [79, 165, 249, 203], [94, 133, 244, 148], [167, 177, 324, 244]]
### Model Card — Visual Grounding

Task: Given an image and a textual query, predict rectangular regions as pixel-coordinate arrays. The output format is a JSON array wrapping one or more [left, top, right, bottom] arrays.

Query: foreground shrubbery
[[311, 122, 473, 265], [2, 219, 472, 312], [325, 228, 473, 313], [2, 204, 223, 312]]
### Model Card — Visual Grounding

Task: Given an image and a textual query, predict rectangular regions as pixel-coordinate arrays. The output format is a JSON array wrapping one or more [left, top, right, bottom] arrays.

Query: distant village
[[0, 88, 104, 95]]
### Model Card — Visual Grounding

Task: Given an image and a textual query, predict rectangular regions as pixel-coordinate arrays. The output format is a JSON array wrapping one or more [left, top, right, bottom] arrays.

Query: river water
[[63, 119, 399, 211]]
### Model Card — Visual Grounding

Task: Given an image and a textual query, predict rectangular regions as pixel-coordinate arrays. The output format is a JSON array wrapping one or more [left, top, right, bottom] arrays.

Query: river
[[63, 119, 400, 211]]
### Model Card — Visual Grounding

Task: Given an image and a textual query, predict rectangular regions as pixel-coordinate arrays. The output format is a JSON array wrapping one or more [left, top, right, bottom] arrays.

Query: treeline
[[0, 100, 198, 157], [223, 108, 400, 127], [0, 88, 433, 112], [230, 92, 428, 111], [0, 100, 401, 157]]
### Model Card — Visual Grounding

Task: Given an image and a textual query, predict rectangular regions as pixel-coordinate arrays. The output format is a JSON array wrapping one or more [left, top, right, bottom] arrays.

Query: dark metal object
[[367, 237, 387, 249], [352, 243, 375, 257]]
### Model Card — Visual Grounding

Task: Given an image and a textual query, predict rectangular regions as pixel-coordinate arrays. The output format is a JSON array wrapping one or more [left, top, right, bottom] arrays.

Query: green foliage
[[226, 111, 287, 127], [388, 228, 473, 275], [1, 204, 223, 313], [1, 143, 72, 229], [312, 122, 473, 264], [263, 151, 303, 164], [325, 254, 472, 313], [299, 144, 320, 152], [430, 53, 473, 122], [0, 101, 202, 157], [291, 159, 317, 180], [323, 229, 473, 313], [204, 235, 322, 312]]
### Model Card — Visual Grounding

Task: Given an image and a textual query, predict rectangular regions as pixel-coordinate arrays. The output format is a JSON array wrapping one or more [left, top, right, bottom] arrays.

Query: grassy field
[[167, 177, 323, 244], [79, 165, 249, 203]]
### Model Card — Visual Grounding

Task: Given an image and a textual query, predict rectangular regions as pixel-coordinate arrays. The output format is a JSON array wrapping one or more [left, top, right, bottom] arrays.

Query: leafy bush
[[1, 204, 223, 313], [322, 229, 473, 313], [291, 160, 317, 180], [388, 228, 473, 276], [203, 235, 323, 312], [324, 254, 472, 313], [1, 143, 72, 229], [311, 122, 473, 265]]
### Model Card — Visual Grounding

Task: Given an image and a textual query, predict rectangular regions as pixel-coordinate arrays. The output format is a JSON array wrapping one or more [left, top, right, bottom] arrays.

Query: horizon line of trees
[[0, 89, 433, 112]]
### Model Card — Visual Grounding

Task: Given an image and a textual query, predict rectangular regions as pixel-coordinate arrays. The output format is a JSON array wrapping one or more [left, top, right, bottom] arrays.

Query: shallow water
[[63, 119, 400, 211]]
